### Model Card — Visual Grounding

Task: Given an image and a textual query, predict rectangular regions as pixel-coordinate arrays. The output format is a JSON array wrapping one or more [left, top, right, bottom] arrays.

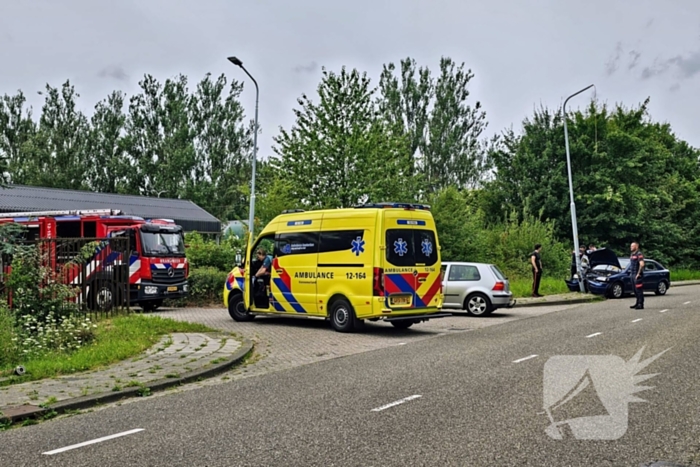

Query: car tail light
[[373, 267, 384, 296], [492, 281, 505, 291]]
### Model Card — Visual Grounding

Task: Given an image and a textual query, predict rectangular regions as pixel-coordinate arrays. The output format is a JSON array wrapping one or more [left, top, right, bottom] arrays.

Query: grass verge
[[0, 314, 217, 386], [669, 269, 700, 281], [509, 276, 571, 298]]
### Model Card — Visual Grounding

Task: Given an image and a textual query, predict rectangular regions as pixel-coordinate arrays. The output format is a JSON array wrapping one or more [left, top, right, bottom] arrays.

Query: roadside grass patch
[[0, 314, 216, 386], [670, 269, 700, 281], [509, 276, 570, 298]]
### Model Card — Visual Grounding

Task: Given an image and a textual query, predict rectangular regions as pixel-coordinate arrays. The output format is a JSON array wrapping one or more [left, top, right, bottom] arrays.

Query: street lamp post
[[563, 84, 594, 293], [228, 56, 259, 239]]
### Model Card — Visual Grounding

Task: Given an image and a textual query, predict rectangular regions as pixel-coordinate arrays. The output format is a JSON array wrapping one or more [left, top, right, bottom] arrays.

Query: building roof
[[0, 185, 221, 234]]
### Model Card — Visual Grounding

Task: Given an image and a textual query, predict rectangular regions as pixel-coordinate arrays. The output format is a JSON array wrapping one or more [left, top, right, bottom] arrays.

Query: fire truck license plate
[[167, 286, 178, 292]]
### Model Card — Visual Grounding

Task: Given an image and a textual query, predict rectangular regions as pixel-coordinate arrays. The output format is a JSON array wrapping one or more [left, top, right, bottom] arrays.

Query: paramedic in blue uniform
[[629, 242, 645, 309]]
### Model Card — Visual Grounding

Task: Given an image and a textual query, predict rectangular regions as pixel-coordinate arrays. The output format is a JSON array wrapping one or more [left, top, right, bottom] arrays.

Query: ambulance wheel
[[329, 298, 357, 333], [229, 292, 255, 322], [390, 320, 413, 329]]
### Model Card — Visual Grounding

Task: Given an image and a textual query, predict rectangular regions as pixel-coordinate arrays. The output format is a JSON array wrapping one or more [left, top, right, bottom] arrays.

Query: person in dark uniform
[[530, 244, 543, 297], [629, 241, 645, 309]]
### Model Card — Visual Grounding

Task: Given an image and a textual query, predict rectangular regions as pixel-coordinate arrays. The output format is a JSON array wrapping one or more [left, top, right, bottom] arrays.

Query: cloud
[[670, 83, 680, 92], [627, 50, 641, 70], [292, 61, 318, 74], [645, 18, 654, 29], [667, 50, 700, 78], [97, 65, 128, 81], [605, 42, 623, 76], [640, 49, 700, 81]]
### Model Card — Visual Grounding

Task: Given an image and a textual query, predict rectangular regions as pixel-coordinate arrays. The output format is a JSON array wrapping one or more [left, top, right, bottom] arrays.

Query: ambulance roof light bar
[[0, 209, 123, 218], [353, 202, 431, 211]]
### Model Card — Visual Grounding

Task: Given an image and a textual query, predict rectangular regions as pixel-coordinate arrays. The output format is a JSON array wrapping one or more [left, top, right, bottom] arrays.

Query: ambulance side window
[[318, 230, 365, 254], [274, 232, 319, 257]]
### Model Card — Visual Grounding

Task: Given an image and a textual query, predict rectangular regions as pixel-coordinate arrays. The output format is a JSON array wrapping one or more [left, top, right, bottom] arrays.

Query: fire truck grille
[[151, 268, 186, 284]]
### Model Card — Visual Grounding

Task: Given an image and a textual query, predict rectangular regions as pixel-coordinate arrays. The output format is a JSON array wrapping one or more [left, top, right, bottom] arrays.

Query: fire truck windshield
[[140, 231, 186, 257]]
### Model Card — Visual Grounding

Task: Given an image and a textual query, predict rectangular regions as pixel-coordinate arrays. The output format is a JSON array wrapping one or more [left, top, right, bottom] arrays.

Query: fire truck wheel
[[228, 292, 255, 322], [140, 300, 162, 312], [89, 282, 115, 312]]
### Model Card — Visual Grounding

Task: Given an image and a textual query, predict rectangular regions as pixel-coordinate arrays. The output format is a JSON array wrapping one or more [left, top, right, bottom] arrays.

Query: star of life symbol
[[421, 238, 433, 256], [351, 237, 365, 256], [394, 238, 408, 256], [542, 346, 669, 440]]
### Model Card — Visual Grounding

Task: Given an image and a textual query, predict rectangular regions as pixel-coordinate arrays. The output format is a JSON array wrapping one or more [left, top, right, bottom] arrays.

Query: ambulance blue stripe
[[272, 278, 307, 313], [272, 299, 287, 312], [387, 274, 426, 308]]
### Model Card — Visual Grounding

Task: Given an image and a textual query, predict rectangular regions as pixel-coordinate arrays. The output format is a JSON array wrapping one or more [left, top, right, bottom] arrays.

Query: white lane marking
[[371, 395, 421, 412], [43, 429, 144, 455], [513, 354, 538, 363], [632, 318, 643, 323], [586, 332, 602, 338], [684, 301, 691, 305], [660, 309, 668, 313], [397, 342, 407, 346]]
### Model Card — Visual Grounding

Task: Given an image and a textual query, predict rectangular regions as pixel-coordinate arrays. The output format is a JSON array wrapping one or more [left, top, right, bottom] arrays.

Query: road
[[2, 286, 700, 466]]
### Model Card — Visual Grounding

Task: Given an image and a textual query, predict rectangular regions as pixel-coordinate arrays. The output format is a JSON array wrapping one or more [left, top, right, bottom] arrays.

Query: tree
[[0, 90, 37, 186], [188, 73, 253, 221], [379, 57, 490, 192], [25, 81, 91, 190], [272, 66, 417, 209], [485, 98, 700, 267], [86, 91, 132, 193]]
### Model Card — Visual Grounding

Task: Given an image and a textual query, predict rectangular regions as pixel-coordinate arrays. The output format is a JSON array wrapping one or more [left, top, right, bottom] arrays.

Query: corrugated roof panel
[[0, 185, 222, 233]]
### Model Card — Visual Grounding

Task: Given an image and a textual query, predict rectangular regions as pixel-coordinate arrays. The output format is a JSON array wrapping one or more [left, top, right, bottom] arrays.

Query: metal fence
[[1, 237, 131, 319]]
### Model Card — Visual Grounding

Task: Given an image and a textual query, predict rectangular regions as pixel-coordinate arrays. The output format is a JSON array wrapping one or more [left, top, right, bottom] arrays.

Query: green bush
[[430, 188, 570, 280], [187, 267, 229, 305], [0, 305, 19, 369], [185, 231, 245, 272]]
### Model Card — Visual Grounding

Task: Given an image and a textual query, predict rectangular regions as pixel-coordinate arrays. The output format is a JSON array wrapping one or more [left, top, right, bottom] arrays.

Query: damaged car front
[[565, 248, 624, 295]]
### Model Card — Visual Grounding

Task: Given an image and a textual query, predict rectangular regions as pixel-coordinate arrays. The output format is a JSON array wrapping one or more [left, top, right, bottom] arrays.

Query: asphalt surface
[[2, 286, 700, 467]]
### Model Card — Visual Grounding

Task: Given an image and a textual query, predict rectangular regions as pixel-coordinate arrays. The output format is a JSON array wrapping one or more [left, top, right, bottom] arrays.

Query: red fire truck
[[0, 209, 189, 311]]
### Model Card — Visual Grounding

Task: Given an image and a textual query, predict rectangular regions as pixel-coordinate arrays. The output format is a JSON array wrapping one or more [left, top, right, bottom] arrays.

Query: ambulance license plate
[[390, 295, 411, 306], [167, 286, 178, 292]]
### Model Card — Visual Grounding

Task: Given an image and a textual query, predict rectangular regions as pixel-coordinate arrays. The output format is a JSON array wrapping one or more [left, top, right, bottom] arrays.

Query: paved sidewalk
[[0, 332, 252, 423]]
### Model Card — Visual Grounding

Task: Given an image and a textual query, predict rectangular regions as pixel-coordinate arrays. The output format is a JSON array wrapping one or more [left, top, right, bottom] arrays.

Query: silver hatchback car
[[440, 262, 516, 316]]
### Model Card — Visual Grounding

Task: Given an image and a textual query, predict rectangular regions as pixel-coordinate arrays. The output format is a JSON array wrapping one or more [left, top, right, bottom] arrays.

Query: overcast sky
[[1, 0, 699, 159]]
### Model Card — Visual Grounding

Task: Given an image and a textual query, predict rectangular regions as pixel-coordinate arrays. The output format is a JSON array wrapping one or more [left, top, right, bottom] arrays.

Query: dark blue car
[[565, 248, 671, 299]]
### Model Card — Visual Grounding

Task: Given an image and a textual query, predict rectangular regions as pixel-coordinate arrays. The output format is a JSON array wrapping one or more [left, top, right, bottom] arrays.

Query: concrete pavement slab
[[0, 332, 252, 424]]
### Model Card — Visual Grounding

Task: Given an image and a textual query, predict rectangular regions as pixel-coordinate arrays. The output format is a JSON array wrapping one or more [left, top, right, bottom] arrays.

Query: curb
[[515, 297, 602, 308], [0, 339, 254, 426], [514, 280, 698, 308]]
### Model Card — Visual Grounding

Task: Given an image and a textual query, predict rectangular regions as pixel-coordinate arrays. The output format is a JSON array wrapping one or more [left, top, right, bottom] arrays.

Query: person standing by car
[[530, 244, 543, 297], [629, 241, 645, 309]]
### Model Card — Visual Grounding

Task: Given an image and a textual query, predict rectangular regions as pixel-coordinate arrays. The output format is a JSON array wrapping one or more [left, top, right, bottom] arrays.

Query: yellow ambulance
[[223, 202, 448, 332]]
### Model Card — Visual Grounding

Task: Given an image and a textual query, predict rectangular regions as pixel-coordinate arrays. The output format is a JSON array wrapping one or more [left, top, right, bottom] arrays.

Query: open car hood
[[587, 248, 621, 269]]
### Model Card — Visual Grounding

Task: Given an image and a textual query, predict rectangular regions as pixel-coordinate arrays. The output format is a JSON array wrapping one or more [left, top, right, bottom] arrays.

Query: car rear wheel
[[610, 282, 624, 299], [465, 293, 492, 316], [655, 280, 669, 296]]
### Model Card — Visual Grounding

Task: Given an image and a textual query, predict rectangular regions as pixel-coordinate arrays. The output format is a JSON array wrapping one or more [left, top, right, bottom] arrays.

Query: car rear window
[[385, 229, 438, 267], [490, 265, 507, 281]]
